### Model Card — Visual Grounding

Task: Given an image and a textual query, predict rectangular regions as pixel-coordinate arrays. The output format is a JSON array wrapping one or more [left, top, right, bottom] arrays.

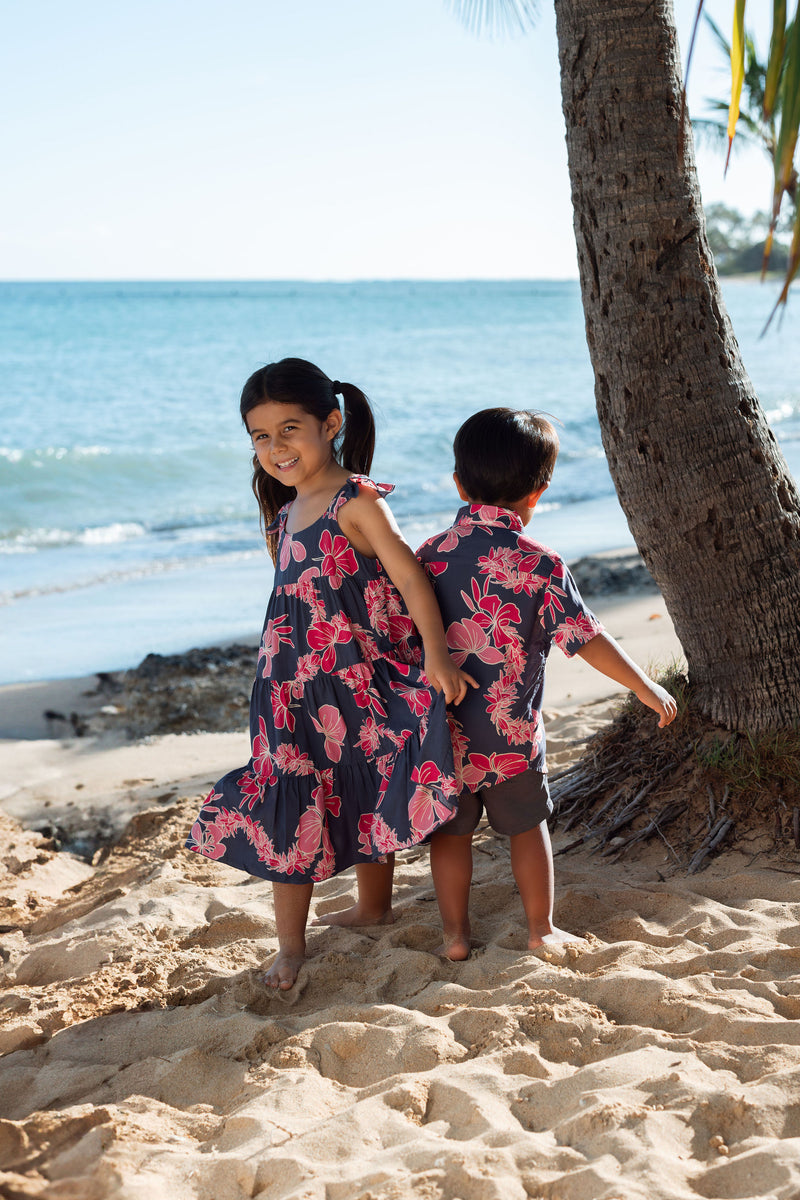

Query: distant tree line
[[704, 203, 791, 275]]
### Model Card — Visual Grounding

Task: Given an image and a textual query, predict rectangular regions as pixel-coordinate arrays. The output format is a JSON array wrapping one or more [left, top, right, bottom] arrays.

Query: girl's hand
[[636, 680, 677, 727], [424, 650, 478, 706]]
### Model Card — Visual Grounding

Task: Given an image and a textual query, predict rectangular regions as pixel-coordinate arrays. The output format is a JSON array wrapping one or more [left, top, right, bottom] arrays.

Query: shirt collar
[[454, 503, 524, 533]]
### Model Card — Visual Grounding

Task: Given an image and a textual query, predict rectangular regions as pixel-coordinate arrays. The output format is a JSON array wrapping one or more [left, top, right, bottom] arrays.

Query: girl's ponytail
[[337, 382, 375, 476]]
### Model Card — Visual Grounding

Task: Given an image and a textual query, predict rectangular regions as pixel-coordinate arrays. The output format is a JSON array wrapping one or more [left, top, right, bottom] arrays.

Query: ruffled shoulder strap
[[330, 474, 395, 518], [265, 502, 291, 536]]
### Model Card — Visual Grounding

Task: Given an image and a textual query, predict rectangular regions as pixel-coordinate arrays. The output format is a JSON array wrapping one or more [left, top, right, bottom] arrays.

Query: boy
[[415, 408, 676, 960]]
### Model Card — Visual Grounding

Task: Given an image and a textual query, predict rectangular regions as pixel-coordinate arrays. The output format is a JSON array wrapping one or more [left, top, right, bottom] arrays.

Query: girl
[[187, 358, 474, 990]]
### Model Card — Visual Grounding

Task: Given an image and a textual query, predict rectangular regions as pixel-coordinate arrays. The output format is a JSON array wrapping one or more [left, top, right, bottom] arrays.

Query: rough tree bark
[[555, 0, 800, 732]]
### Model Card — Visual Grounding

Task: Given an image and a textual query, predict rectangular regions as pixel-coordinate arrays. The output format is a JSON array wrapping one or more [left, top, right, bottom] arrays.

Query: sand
[[2, 580, 800, 1200]]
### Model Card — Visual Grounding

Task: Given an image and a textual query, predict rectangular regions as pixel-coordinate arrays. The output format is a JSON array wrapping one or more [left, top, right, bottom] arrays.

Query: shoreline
[[0, 546, 659, 739]]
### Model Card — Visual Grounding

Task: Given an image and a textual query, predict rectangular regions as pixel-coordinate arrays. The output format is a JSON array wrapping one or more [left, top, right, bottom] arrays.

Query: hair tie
[[331, 380, 342, 395]]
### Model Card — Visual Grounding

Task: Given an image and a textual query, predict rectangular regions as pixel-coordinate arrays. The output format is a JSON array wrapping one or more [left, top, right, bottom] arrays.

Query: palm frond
[[725, 0, 747, 173], [764, 0, 787, 118], [444, 0, 538, 37]]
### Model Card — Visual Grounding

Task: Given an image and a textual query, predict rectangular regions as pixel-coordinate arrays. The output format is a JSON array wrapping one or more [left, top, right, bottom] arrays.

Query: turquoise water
[[1, 280, 798, 684]]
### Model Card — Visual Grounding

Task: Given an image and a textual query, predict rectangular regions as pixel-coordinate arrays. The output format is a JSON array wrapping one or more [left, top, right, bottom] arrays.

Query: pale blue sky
[[1, 0, 777, 280]]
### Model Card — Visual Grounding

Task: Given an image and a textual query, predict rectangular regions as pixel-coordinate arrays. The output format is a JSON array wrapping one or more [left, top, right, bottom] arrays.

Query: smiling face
[[245, 401, 342, 491]]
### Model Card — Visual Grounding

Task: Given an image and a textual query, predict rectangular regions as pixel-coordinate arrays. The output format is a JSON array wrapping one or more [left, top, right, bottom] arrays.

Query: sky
[[0, 0, 781, 280]]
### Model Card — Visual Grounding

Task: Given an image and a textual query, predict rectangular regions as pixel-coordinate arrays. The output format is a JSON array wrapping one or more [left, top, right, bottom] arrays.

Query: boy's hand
[[576, 632, 677, 727], [636, 681, 677, 727], [424, 651, 478, 705]]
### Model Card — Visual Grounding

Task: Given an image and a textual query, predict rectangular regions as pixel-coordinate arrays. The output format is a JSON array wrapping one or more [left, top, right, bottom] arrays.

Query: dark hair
[[240, 357, 375, 562], [453, 408, 559, 505]]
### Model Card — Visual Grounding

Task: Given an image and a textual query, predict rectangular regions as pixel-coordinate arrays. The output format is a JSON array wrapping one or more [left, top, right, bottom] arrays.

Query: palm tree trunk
[[554, 0, 800, 731]]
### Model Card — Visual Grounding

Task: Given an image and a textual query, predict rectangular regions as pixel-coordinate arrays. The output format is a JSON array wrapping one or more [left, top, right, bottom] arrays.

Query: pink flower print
[[473, 594, 521, 649], [436, 523, 474, 552], [187, 818, 227, 859], [375, 751, 396, 779], [552, 612, 602, 652], [235, 769, 263, 811], [358, 812, 377, 855], [358, 811, 412, 855], [356, 715, 385, 755], [318, 530, 358, 587], [252, 716, 278, 785], [408, 761, 454, 837], [423, 560, 448, 577], [258, 614, 294, 677], [338, 663, 380, 711], [490, 752, 530, 781], [273, 743, 316, 776], [310, 704, 347, 762], [295, 806, 324, 861], [312, 768, 342, 818], [387, 612, 416, 658], [279, 532, 307, 572], [351, 623, 380, 665], [446, 618, 506, 668], [541, 581, 568, 623], [391, 680, 431, 717], [271, 681, 296, 732], [307, 615, 354, 671], [460, 753, 493, 791], [363, 578, 391, 635], [292, 652, 322, 698]]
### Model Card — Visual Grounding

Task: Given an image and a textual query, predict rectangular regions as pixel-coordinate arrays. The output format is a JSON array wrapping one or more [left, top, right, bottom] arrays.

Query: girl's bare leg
[[429, 830, 473, 960], [264, 880, 313, 989], [509, 821, 581, 948], [313, 856, 396, 926]]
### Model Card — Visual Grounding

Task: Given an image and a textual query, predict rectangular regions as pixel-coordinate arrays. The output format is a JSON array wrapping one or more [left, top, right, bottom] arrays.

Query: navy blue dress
[[187, 476, 458, 883]]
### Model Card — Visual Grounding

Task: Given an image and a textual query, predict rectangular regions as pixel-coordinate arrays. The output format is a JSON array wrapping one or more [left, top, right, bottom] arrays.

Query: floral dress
[[187, 476, 458, 883]]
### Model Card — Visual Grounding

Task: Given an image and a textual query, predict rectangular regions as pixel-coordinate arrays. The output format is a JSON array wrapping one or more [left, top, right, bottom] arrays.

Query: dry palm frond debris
[[550, 672, 800, 873]]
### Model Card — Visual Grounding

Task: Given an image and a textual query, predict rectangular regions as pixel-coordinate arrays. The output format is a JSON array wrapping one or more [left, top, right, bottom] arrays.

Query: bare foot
[[527, 925, 586, 950], [262, 949, 305, 990], [312, 903, 394, 928], [435, 923, 472, 961]]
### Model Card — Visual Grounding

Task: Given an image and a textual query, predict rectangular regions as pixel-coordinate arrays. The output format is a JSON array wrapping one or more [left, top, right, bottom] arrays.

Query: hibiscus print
[[271, 681, 296, 732], [408, 761, 456, 837], [446, 617, 506, 667], [252, 716, 278, 785], [391, 679, 432, 716], [258, 614, 294, 677], [318, 530, 359, 587], [310, 704, 347, 762], [460, 751, 531, 791], [306, 613, 354, 671], [279, 531, 307, 573]]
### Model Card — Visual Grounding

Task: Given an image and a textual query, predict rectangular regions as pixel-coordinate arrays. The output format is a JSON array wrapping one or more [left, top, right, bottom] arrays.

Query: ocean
[[1, 279, 798, 685]]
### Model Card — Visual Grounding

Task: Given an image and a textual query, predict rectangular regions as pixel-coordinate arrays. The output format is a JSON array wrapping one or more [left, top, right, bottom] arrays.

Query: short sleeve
[[538, 558, 604, 657]]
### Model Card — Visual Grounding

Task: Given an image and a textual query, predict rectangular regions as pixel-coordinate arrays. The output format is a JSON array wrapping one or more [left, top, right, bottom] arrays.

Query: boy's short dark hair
[[453, 408, 559, 504]]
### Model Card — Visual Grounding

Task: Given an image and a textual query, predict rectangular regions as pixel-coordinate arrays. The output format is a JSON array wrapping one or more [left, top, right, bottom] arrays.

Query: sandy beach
[[2, 566, 800, 1200]]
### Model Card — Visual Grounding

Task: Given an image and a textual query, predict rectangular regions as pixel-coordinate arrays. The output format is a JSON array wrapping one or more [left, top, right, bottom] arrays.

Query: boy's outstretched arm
[[575, 631, 677, 727]]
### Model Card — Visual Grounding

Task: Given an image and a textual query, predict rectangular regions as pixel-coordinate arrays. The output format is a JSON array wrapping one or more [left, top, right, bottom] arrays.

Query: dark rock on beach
[[569, 551, 657, 597]]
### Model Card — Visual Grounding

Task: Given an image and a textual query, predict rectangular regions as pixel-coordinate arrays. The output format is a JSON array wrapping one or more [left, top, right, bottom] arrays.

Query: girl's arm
[[575, 631, 677, 727], [339, 492, 477, 704]]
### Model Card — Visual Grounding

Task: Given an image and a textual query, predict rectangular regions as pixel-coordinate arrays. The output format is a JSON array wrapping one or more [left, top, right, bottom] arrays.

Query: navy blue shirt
[[417, 504, 603, 791]]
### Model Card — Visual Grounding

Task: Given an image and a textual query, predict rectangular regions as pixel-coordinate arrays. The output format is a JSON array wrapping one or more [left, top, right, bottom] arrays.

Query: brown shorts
[[440, 768, 552, 837]]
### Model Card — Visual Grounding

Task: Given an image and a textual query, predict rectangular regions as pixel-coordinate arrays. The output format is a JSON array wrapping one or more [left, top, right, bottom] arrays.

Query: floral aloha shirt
[[417, 504, 604, 792]]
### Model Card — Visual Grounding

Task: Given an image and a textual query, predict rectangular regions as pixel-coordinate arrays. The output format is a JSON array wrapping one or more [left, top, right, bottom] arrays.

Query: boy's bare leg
[[509, 821, 582, 948], [264, 881, 313, 989], [429, 830, 473, 960], [312, 856, 396, 926]]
